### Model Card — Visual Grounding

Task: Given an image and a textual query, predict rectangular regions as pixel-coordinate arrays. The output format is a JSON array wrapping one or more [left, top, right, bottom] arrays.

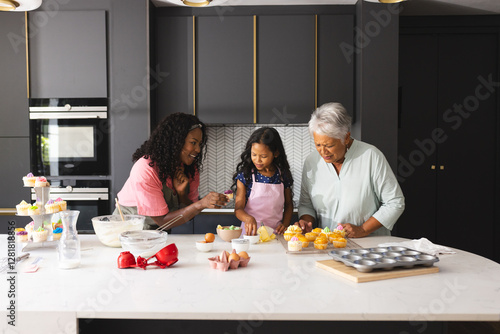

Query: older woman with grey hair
[[297, 102, 405, 237]]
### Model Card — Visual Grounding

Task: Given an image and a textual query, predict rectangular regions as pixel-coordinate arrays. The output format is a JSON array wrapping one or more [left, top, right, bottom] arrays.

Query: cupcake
[[52, 227, 63, 240], [14, 227, 25, 233], [312, 227, 322, 235], [284, 225, 301, 241], [223, 189, 234, 200], [16, 200, 30, 215], [314, 236, 328, 250], [334, 224, 346, 237], [305, 232, 318, 242], [34, 176, 49, 187], [53, 219, 62, 230], [297, 234, 309, 248], [55, 197, 67, 211], [331, 237, 347, 248], [27, 205, 40, 215], [288, 236, 302, 252], [16, 231, 29, 243], [322, 226, 333, 240], [22, 172, 36, 187], [45, 199, 60, 213], [32, 226, 48, 242]]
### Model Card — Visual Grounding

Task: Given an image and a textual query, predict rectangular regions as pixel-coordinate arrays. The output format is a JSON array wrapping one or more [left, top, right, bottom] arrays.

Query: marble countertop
[[1, 234, 499, 333]]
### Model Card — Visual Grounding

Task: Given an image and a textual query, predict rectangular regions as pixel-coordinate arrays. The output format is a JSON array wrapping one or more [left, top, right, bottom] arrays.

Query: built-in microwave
[[29, 98, 109, 177]]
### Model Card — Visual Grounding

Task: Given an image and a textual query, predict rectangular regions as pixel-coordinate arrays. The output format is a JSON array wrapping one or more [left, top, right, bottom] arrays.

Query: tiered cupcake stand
[[17, 186, 62, 251]]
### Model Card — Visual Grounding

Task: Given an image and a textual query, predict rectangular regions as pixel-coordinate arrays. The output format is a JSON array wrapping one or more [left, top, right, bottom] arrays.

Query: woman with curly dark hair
[[232, 127, 294, 236], [115, 113, 228, 229]]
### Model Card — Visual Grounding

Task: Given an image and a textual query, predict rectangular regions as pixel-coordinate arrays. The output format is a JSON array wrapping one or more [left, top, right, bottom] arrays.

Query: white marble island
[[1, 234, 499, 334]]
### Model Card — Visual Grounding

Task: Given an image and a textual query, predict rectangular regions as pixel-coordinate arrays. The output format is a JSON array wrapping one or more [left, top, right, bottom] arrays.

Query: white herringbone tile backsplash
[[199, 125, 315, 208]]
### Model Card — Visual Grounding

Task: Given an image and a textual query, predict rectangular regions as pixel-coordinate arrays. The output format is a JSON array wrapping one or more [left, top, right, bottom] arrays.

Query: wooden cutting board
[[316, 259, 439, 283]]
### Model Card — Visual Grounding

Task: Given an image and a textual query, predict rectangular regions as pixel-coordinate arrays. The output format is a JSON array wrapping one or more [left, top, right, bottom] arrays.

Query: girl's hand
[[244, 217, 258, 236], [275, 223, 287, 235], [173, 167, 189, 195], [199, 192, 228, 209]]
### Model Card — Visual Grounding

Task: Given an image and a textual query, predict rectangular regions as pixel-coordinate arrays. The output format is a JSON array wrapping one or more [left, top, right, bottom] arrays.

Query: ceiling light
[[182, 0, 212, 6], [0, 0, 41, 11]]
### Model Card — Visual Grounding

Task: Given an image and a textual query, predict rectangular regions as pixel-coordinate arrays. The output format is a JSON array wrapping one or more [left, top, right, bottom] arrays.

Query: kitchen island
[[1, 234, 499, 334]]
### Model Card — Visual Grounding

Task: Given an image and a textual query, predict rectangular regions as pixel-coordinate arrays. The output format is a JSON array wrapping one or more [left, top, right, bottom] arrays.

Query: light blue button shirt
[[298, 139, 405, 236]]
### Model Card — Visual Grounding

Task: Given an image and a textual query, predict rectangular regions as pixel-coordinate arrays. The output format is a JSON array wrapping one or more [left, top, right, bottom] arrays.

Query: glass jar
[[58, 210, 81, 269]]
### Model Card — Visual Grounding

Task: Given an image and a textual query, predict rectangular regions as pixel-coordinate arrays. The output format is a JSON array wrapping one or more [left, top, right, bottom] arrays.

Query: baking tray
[[328, 246, 439, 272], [277, 234, 362, 254]]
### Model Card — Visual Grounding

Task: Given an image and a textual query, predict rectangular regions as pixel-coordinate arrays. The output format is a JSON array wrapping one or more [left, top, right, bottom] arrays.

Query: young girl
[[232, 127, 294, 236]]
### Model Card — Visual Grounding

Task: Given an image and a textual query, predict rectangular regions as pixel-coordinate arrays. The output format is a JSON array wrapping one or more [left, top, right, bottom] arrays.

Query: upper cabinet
[[153, 8, 354, 125], [29, 11, 107, 98]]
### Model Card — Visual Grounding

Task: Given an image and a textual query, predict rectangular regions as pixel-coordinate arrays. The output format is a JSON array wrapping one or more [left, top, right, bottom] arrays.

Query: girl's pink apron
[[241, 171, 284, 235]]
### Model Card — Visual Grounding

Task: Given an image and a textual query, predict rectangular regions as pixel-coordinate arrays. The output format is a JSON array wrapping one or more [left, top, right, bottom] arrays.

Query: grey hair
[[308, 102, 352, 143]]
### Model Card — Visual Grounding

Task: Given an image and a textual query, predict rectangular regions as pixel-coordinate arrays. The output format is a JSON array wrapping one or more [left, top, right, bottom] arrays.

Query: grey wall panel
[[257, 15, 315, 124], [155, 15, 194, 122], [29, 10, 107, 98], [196, 16, 253, 124], [0, 12, 28, 137], [0, 138, 31, 208], [318, 14, 354, 116]]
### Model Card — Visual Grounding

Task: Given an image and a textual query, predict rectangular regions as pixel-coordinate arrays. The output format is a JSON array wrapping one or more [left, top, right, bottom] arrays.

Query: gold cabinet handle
[[440, 165, 445, 170], [431, 165, 436, 170]]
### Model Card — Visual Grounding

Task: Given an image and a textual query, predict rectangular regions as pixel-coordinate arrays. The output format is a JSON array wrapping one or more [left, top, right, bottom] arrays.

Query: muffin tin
[[328, 246, 439, 273]]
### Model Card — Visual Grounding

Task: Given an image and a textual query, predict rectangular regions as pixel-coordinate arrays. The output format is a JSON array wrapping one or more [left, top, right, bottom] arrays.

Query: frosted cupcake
[[32, 226, 48, 242], [22, 172, 36, 187], [331, 237, 347, 248], [55, 197, 67, 211], [45, 199, 59, 213], [16, 200, 30, 215], [28, 205, 40, 215], [288, 236, 302, 252], [334, 224, 346, 237], [25, 221, 34, 239], [224, 190, 234, 200], [284, 225, 302, 241], [34, 176, 49, 187], [297, 234, 309, 248], [314, 236, 328, 250], [16, 231, 29, 243], [52, 227, 63, 240], [305, 232, 318, 242]]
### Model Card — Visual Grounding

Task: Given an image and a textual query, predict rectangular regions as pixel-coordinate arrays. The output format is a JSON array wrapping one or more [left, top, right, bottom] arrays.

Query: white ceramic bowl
[[91, 215, 145, 247], [195, 241, 214, 252], [243, 234, 260, 244], [231, 238, 250, 253], [119, 230, 168, 257]]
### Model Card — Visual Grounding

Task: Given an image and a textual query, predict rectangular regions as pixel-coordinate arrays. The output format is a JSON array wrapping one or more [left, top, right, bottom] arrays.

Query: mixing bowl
[[216, 226, 242, 242], [120, 230, 168, 257], [91, 215, 145, 247]]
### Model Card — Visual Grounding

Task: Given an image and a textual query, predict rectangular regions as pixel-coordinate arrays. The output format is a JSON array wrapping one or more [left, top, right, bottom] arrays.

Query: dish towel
[[378, 238, 456, 256]]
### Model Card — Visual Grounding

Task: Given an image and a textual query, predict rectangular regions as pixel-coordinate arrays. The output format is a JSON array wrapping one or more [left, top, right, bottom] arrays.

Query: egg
[[238, 251, 249, 259], [205, 233, 215, 243], [229, 252, 240, 262]]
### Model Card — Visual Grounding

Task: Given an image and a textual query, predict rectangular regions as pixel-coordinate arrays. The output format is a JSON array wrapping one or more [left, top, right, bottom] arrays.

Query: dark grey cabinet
[[29, 10, 107, 98], [197, 16, 254, 124], [397, 31, 498, 262], [0, 12, 29, 137]]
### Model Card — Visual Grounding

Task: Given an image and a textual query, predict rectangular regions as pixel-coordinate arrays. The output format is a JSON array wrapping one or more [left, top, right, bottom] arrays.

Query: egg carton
[[328, 246, 439, 273]]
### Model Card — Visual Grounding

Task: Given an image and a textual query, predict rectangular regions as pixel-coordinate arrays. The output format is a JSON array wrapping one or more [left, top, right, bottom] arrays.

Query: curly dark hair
[[132, 113, 207, 184], [231, 127, 293, 192]]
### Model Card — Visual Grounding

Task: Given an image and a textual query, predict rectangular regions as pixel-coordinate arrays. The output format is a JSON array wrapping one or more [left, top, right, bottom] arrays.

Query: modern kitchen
[[1, 0, 500, 333]]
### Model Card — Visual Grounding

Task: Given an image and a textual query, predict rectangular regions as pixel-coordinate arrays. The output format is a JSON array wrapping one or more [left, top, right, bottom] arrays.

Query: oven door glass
[[53, 200, 111, 233], [30, 118, 109, 176]]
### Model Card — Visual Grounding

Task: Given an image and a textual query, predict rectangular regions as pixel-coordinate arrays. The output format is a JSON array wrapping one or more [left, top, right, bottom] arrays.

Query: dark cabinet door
[[435, 33, 497, 258], [155, 16, 194, 123], [0, 12, 28, 137], [197, 16, 253, 124], [0, 138, 31, 210], [29, 11, 107, 98], [398, 32, 498, 261], [257, 15, 315, 124]]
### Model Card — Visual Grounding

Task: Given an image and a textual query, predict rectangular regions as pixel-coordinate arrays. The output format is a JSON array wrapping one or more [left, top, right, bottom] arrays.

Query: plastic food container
[[119, 230, 168, 257], [195, 241, 214, 252], [243, 234, 260, 244], [231, 238, 250, 253], [91, 215, 145, 247]]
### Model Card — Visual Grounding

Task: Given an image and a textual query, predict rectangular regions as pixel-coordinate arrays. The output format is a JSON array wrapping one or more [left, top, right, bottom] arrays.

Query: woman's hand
[[340, 223, 369, 238], [173, 167, 189, 195], [275, 223, 287, 235], [244, 217, 258, 236], [295, 219, 313, 233], [199, 192, 228, 209]]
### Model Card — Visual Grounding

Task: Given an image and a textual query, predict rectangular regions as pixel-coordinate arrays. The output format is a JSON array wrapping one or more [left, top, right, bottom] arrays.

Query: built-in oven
[[29, 98, 109, 177], [32, 179, 110, 233]]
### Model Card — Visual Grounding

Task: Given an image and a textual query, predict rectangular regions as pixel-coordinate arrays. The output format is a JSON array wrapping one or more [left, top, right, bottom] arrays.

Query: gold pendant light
[[0, 0, 20, 11], [182, 0, 211, 7]]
